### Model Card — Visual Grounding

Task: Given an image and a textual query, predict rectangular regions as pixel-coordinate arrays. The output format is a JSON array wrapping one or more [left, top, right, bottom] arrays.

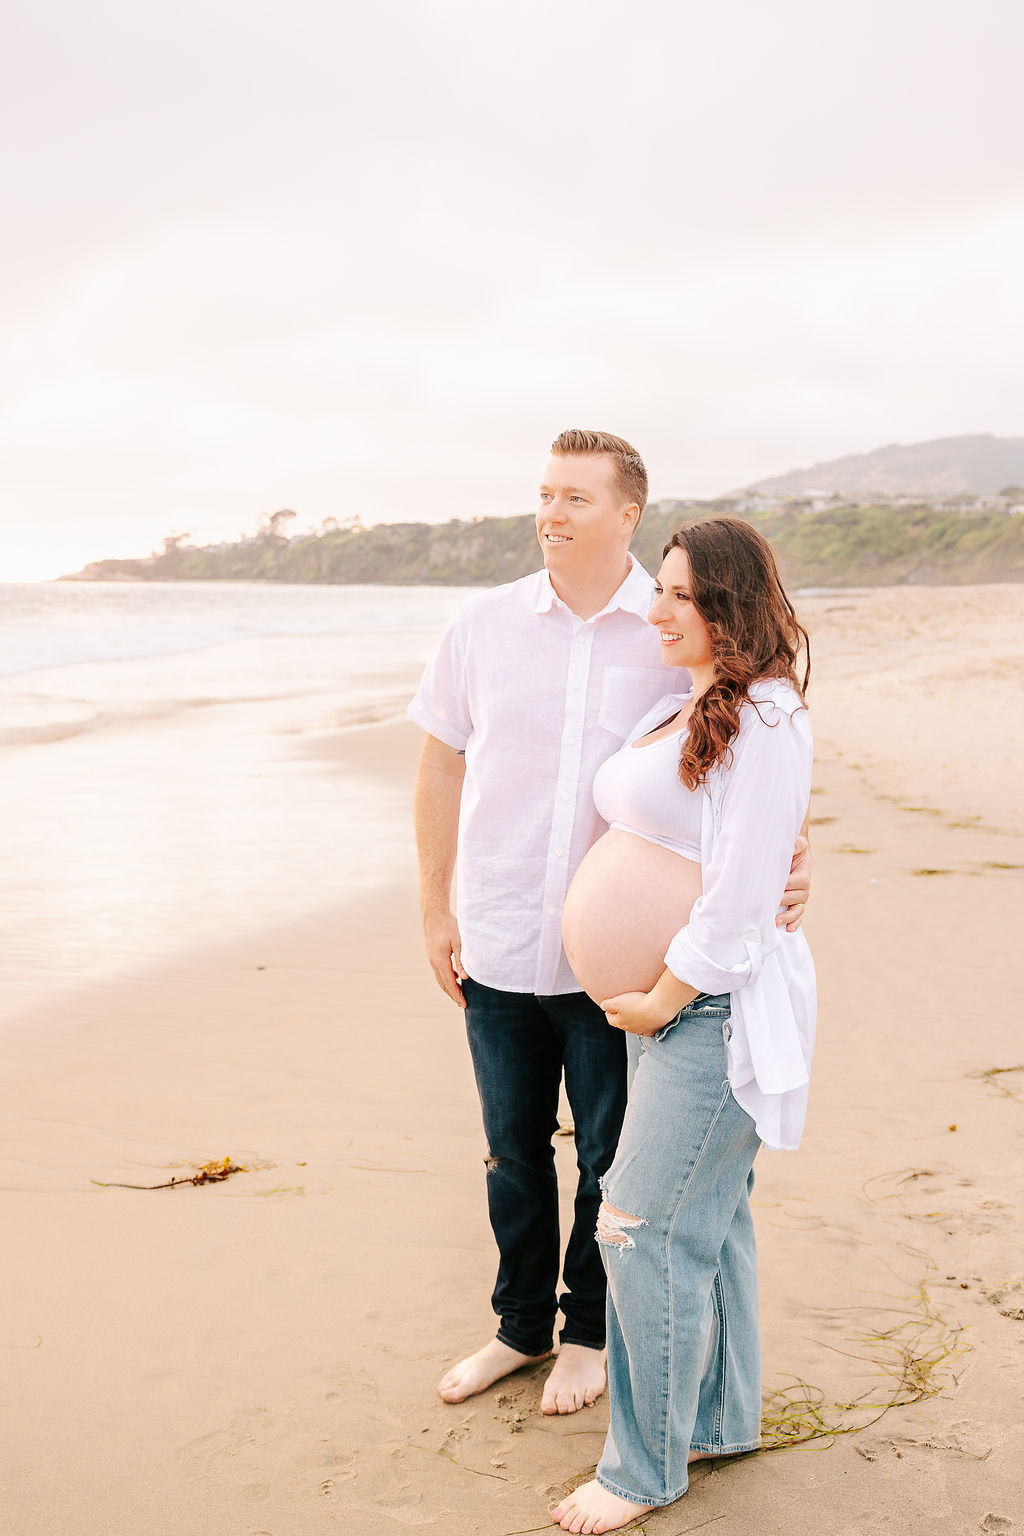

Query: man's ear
[[623, 502, 640, 538]]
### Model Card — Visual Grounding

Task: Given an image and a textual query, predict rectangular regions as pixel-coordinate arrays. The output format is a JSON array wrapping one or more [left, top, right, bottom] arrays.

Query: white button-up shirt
[[645, 679, 815, 1150], [408, 558, 672, 994]]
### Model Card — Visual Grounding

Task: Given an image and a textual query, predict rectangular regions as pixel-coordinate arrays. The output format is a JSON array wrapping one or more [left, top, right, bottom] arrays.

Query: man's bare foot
[[437, 1338, 552, 1404], [551, 1479, 656, 1533], [540, 1343, 607, 1415]]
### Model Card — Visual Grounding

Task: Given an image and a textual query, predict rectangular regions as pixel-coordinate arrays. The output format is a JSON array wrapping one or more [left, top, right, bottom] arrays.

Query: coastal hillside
[[62, 500, 1024, 589], [741, 433, 1024, 499]]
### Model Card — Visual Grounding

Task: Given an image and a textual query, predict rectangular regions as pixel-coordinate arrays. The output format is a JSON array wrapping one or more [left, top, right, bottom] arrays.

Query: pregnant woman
[[554, 517, 816, 1534]]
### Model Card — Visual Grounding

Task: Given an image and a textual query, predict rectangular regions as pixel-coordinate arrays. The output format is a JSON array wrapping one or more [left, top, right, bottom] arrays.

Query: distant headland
[[61, 434, 1024, 588]]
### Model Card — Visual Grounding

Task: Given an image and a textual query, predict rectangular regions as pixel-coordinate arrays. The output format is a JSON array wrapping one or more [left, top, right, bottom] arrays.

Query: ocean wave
[[0, 580, 473, 679]]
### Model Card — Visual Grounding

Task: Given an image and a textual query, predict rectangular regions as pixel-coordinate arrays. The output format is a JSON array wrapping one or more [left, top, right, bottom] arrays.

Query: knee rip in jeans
[[596, 1199, 646, 1251]]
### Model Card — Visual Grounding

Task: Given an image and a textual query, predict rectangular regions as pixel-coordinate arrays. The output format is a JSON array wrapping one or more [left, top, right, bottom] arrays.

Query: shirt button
[[560, 793, 569, 802], [555, 848, 565, 857], [548, 906, 557, 915], [567, 736, 577, 745]]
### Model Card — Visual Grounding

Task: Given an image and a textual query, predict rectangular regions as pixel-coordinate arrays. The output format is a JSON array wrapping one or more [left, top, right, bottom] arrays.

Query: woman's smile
[[649, 547, 714, 678]]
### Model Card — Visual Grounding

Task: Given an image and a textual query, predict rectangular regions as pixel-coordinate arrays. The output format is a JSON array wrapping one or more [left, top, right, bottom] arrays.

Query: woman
[[553, 517, 815, 1534]]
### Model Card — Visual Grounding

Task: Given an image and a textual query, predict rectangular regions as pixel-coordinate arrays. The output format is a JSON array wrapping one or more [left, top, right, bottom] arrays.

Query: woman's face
[[649, 546, 714, 673]]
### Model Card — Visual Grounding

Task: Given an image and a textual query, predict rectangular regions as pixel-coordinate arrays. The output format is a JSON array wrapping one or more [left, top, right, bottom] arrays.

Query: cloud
[[1, 0, 1022, 577]]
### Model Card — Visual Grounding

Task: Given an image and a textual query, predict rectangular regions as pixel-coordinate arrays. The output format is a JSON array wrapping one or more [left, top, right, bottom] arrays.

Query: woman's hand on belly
[[601, 989, 673, 1036], [602, 969, 701, 1036]]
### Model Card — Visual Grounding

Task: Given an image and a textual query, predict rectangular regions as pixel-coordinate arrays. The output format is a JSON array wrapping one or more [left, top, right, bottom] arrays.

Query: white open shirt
[[408, 559, 671, 994], [618, 682, 817, 1150]]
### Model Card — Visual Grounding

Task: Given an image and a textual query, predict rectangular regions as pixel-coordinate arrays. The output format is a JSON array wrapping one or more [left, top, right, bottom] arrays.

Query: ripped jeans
[[596, 993, 762, 1507]]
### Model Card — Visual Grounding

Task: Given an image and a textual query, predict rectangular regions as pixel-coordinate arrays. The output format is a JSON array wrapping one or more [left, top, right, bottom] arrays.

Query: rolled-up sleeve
[[664, 700, 812, 993], [407, 616, 473, 751]]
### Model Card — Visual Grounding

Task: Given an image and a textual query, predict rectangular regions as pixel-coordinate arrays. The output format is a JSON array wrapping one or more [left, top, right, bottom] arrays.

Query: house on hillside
[[734, 493, 781, 513], [935, 494, 1007, 515], [647, 498, 698, 515]]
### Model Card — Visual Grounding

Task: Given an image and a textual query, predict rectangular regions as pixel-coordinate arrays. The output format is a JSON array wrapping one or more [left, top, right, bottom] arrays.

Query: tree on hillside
[[158, 531, 192, 555], [259, 508, 298, 540]]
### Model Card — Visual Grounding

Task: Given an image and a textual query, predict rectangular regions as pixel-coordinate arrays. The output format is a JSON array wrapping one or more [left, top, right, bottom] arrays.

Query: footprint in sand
[[980, 1279, 1024, 1321], [856, 1422, 992, 1462], [352, 1486, 436, 1527], [176, 1426, 251, 1472], [319, 1448, 359, 1487], [323, 1365, 377, 1397]]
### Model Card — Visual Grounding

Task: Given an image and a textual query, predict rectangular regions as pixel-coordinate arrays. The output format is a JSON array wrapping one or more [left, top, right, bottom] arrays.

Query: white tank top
[[592, 709, 703, 862]]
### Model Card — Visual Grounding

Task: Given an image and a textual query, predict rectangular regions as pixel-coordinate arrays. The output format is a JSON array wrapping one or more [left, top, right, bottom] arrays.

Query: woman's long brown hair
[[663, 517, 810, 790]]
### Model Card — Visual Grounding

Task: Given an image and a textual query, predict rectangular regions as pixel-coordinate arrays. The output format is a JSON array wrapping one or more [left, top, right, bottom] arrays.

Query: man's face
[[536, 453, 638, 577]]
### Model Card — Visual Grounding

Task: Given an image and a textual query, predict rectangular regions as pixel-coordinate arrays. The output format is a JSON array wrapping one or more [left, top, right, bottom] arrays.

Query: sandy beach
[[2, 584, 1023, 1535]]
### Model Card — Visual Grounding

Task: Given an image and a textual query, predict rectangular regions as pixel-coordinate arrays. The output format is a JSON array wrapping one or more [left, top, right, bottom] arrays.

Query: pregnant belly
[[561, 829, 702, 1005]]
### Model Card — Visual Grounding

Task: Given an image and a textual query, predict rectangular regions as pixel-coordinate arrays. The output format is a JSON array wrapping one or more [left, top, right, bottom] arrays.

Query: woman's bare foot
[[540, 1344, 607, 1415], [437, 1338, 552, 1403], [550, 1480, 655, 1533]]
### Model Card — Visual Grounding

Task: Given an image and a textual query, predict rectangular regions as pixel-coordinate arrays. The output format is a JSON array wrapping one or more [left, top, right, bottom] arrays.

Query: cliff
[[62, 501, 1024, 589]]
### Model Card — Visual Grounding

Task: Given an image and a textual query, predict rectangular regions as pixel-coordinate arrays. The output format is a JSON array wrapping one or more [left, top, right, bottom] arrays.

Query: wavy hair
[[663, 517, 810, 789]]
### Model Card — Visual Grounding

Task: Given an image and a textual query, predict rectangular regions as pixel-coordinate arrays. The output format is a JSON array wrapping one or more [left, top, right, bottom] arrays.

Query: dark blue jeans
[[462, 976, 628, 1356]]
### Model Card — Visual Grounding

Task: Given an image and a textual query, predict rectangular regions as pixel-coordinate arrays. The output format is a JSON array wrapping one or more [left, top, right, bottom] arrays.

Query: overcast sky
[[2, 0, 1022, 579]]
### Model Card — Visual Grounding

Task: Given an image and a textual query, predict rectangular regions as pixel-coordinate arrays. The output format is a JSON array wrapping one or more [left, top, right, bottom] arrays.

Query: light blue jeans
[[595, 993, 762, 1506]]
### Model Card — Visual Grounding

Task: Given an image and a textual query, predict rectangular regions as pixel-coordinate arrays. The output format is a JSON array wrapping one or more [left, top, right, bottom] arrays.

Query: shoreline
[[0, 687, 419, 753], [0, 709, 424, 1025]]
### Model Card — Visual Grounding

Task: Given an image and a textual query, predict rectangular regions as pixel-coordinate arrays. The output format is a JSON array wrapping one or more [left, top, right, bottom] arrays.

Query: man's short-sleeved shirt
[[408, 558, 675, 994]]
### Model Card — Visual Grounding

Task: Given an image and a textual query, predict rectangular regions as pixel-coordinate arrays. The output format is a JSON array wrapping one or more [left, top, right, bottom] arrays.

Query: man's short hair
[[550, 428, 648, 520]]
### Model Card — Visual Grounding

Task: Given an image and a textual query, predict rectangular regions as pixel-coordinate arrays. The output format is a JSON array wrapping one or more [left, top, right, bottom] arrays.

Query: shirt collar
[[533, 554, 654, 618]]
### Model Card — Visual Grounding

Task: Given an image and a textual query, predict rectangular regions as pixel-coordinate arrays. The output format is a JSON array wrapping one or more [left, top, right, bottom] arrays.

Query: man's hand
[[414, 735, 468, 1006], [424, 908, 468, 1008], [778, 833, 811, 932]]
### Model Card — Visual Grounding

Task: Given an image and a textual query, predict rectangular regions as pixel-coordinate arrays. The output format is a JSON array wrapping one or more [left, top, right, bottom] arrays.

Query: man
[[409, 429, 809, 1417]]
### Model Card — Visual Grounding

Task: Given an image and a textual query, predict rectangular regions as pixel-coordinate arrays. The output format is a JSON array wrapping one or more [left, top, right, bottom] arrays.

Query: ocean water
[[0, 580, 479, 742], [0, 581, 475, 1019]]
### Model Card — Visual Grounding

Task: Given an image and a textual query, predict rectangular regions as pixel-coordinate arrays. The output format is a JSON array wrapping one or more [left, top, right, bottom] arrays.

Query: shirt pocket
[[598, 666, 672, 740]]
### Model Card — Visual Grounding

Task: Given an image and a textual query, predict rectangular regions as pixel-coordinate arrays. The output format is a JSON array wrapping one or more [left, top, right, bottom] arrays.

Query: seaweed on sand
[[967, 1064, 1024, 1102], [91, 1155, 248, 1190], [760, 1278, 968, 1451]]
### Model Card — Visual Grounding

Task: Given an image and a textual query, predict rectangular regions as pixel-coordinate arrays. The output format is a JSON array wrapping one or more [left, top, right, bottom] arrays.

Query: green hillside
[[64, 503, 1024, 588]]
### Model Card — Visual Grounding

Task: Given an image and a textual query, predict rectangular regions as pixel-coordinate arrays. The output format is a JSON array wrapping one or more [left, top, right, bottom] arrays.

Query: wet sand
[[2, 587, 1023, 1534]]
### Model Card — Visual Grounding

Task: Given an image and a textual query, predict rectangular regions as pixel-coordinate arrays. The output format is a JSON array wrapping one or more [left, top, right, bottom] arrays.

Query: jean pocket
[[684, 992, 730, 1018], [648, 993, 731, 1045]]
